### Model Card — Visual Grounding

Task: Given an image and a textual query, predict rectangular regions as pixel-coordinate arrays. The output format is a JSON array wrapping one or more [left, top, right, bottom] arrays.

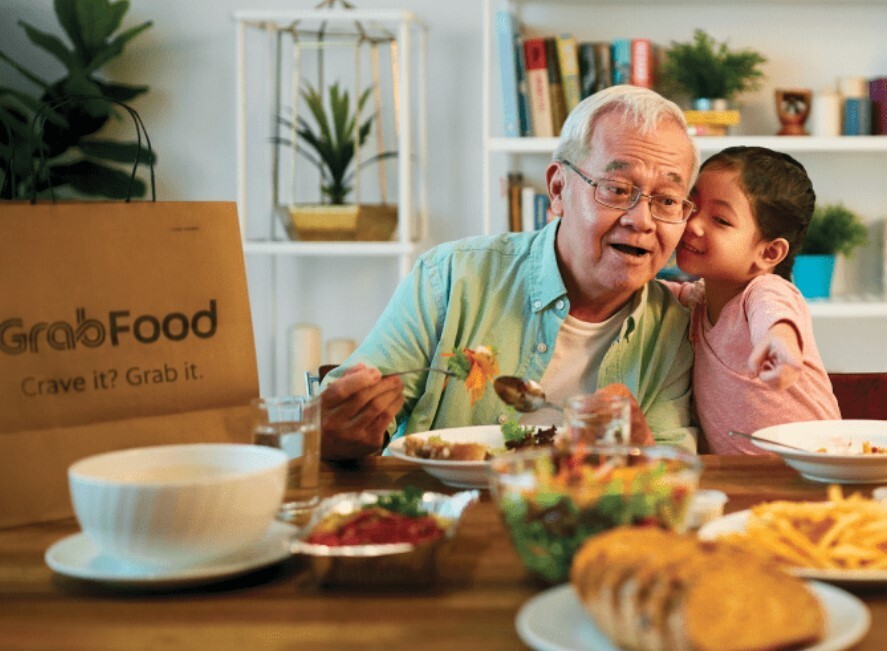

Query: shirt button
[[497, 414, 508, 424], [555, 299, 565, 310], [537, 342, 548, 353], [533, 300, 542, 310]]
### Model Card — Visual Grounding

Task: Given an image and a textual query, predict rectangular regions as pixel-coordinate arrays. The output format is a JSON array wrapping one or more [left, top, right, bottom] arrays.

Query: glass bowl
[[488, 443, 702, 583]]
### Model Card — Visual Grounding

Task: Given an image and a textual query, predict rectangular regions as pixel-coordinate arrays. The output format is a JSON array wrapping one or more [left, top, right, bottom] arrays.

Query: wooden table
[[1, 456, 885, 650]]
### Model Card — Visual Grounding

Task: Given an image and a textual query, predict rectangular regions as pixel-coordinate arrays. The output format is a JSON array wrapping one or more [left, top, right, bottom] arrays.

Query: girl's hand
[[748, 322, 803, 389]]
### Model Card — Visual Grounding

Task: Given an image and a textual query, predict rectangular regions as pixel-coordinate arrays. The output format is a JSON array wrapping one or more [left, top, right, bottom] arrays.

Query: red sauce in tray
[[306, 508, 445, 546]]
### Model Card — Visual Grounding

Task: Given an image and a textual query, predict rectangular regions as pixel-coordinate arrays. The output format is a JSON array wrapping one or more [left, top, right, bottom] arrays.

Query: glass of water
[[564, 393, 632, 446], [250, 395, 321, 522]]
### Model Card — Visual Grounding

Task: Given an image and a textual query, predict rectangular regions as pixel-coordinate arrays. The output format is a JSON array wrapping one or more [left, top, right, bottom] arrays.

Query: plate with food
[[516, 526, 870, 651], [698, 486, 887, 586], [748, 419, 887, 483], [387, 424, 559, 488]]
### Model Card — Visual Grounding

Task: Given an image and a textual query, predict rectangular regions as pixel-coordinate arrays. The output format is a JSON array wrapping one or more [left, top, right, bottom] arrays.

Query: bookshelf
[[481, 0, 887, 321], [234, 9, 429, 393]]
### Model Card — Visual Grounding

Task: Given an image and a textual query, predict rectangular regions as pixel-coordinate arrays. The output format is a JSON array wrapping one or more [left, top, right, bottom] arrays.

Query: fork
[[384, 367, 457, 378]]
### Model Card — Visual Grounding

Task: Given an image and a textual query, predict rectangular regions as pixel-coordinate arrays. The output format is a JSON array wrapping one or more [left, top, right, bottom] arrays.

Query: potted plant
[[274, 81, 398, 241], [794, 202, 868, 299], [0, 0, 154, 200], [658, 29, 767, 114]]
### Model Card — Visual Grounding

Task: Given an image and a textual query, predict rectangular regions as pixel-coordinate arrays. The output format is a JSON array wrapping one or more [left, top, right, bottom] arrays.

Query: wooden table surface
[[1, 455, 885, 651]]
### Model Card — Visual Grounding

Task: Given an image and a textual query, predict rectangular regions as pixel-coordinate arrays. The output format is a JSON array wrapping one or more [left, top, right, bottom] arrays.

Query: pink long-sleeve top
[[684, 274, 841, 454]]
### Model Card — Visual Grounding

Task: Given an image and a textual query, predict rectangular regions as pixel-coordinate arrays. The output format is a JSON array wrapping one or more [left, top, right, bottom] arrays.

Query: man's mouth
[[611, 243, 650, 257], [680, 241, 704, 255]]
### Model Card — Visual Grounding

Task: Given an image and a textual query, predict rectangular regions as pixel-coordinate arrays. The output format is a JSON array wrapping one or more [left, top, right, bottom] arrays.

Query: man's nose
[[619, 198, 655, 231]]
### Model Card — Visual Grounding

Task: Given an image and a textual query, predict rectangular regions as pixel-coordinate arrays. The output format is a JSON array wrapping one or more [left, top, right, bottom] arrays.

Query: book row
[[495, 11, 656, 138], [506, 172, 553, 233]]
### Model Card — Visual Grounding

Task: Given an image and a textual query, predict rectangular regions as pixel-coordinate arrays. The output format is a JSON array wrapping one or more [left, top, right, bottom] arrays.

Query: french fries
[[718, 485, 887, 571]]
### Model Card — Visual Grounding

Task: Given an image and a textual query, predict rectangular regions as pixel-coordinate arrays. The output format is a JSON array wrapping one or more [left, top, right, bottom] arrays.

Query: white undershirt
[[520, 304, 630, 426]]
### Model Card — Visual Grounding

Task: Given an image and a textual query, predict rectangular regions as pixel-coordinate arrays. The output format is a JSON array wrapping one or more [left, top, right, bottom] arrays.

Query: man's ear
[[757, 237, 790, 272], [546, 162, 565, 217]]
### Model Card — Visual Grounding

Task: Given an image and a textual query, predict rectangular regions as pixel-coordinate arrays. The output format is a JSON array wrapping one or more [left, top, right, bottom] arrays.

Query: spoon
[[493, 376, 562, 413], [727, 430, 814, 453]]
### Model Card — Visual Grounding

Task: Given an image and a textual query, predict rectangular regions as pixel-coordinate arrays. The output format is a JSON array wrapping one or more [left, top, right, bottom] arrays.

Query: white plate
[[387, 425, 506, 488], [750, 420, 887, 483], [45, 520, 296, 588], [516, 581, 870, 651], [698, 509, 887, 586]]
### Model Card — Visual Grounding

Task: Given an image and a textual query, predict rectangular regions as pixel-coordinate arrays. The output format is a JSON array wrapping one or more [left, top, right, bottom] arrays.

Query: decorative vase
[[286, 204, 398, 242], [793, 254, 835, 299]]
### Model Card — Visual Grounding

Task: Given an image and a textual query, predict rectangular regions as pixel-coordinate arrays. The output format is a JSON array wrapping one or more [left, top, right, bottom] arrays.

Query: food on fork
[[570, 527, 825, 651], [712, 485, 887, 570], [443, 345, 500, 404]]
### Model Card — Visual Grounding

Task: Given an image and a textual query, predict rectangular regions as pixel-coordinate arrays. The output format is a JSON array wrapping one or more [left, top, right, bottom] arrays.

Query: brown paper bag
[[0, 201, 259, 528]]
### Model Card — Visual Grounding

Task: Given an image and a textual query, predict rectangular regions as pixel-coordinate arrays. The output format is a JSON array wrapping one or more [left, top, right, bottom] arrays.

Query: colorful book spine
[[533, 193, 551, 230], [507, 172, 524, 232], [494, 11, 521, 137], [843, 97, 872, 135], [610, 39, 631, 86], [523, 38, 554, 137], [545, 37, 568, 135], [515, 35, 533, 136], [870, 77, 887, 135], [630, 39, 654, 88], [555, 34, 582, 113]]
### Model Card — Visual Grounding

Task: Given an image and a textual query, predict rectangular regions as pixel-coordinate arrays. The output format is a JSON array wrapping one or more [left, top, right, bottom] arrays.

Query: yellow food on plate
[[717, 485, 887, 570], [570, 527, 824, 651], [402, 435, 490, 461]]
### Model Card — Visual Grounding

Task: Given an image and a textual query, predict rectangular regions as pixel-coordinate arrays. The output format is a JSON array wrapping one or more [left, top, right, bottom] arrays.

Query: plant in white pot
[[794, 203, 868, 299], [658, 29, 766, 127], [275, 81, 398, 241]]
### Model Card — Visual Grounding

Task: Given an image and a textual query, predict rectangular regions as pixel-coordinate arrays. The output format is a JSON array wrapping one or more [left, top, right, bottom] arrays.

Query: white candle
[[288, 323, 322, 395], [838, 76, 868, 99], [325, 338, 357, 365], [811, 88, 842, 137]]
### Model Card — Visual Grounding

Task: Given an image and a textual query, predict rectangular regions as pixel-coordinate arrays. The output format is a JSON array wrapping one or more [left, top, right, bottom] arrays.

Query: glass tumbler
[[564, 393, 632, 445], [250, 395, 321, 522]]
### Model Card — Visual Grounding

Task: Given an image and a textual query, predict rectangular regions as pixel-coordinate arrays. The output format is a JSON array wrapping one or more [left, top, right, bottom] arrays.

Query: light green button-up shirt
[[327, 219, 697, 452]]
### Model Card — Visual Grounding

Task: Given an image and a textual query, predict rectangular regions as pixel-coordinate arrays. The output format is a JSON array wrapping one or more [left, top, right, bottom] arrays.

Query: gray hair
[[552, 85, 701, 184]]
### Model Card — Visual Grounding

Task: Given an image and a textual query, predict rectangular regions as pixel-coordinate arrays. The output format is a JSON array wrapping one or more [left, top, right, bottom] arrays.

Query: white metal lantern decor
[[235, 1, 428, 243]]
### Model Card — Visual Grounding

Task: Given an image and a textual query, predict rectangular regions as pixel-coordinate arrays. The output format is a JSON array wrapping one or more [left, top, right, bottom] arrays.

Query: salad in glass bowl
[[489, 443, 702, 583]]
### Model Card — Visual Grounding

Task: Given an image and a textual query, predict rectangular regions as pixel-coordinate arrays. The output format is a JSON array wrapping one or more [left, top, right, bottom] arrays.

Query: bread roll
[[570, 527, 824, 651]]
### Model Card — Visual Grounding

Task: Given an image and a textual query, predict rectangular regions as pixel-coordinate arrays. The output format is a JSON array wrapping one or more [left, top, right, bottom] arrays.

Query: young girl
[[667, 146, 840, 454]]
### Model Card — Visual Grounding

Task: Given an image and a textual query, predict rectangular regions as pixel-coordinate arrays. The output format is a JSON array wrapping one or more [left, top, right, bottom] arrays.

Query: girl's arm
[[657, 278, 703, 308], [748, 321, 804, 389]]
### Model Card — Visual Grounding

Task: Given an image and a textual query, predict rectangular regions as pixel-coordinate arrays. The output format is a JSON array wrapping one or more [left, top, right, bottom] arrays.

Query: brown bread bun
[[570, 527, 824, 651]]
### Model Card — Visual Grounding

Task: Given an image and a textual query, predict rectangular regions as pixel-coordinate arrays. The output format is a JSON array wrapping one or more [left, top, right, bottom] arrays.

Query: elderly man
[[320, 85, 701, 460]]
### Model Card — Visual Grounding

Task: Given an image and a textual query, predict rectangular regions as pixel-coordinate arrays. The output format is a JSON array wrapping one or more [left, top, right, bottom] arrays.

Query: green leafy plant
[[275, 80, 396, 205], [658, 29, 767, 102], [801, 203, 868, 257], [0, 0, 153, 200]]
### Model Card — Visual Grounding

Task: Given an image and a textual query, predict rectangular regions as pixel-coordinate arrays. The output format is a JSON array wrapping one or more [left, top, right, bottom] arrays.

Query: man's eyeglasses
[[558, 159, 695, 224]]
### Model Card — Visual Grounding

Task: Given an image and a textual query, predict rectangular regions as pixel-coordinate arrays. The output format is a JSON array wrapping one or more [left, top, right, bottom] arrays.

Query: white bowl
[[68, 443, 288, 567], [751, 420, 887, 484]]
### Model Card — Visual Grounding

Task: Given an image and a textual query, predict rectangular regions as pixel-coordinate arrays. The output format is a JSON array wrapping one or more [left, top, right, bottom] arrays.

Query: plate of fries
[[750, 419, 887, 483], [698, 486, 887, 585]]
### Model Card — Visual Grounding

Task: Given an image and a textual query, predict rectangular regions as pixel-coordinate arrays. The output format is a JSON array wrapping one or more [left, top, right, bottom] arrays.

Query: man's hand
[[596, 383, 655, 446], [320, 364, 405, 461], [748, 321, 803, 390]]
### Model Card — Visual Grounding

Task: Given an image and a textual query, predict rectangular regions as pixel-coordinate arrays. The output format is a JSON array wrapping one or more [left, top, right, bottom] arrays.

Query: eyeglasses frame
[[557, 159, 695, 224]]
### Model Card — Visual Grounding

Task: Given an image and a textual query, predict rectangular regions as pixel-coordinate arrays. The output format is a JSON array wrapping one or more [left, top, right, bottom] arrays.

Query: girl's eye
[[713, 215, 731, 227]]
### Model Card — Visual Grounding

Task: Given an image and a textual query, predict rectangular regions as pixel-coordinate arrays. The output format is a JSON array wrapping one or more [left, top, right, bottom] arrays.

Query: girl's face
[[676, 167, 766, 285]]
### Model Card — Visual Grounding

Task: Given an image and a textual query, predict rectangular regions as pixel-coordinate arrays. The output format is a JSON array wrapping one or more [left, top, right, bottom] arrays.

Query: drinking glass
[[564, 393, 631, 445], [250, 395, 321, 522]]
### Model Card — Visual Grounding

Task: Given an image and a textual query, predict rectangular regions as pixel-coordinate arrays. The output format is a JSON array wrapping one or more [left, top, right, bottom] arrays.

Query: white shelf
[[807, 296, 887, 318], [488, 136, 887, 155], [242, 240, 421, 257]]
